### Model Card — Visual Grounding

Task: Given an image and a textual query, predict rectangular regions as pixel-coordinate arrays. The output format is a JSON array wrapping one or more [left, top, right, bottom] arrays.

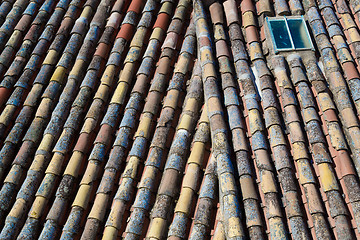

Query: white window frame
[[266, 16, 314, 53]]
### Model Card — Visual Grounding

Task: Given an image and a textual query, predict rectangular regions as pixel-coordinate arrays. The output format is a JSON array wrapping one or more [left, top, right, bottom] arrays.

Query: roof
[[0, 0, 359, 239]]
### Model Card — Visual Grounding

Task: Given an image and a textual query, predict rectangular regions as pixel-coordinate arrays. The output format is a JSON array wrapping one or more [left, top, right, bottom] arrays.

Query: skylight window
[[266, 17, 314, 53]]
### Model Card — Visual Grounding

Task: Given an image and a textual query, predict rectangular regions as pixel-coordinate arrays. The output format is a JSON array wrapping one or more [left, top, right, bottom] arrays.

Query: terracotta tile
[[209, 2, 224, 24], [154, 13, 171, 31], [95, 42, 110, 59], [337, 150, 356, 177], [245, 25, 259, 44], [223, 0, 240, 25], [1, 0, 360, 238], [215, 40, 230, 58], [240, 0, 255, 13], [127, 0, 143, 13], [117, 23, 134, 40]]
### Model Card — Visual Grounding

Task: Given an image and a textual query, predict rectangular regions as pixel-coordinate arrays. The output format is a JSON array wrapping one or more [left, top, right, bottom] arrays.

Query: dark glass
[[288, 19, 312, 49], [269, 20, 292, 49]]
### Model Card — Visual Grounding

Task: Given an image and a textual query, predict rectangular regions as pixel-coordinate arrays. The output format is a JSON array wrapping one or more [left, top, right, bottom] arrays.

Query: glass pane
[[269, 20, 292, 49], [288, 19, 312, 49]]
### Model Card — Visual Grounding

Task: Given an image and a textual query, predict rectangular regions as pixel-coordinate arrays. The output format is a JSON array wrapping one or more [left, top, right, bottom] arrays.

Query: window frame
[[266, 16, 314, 53]]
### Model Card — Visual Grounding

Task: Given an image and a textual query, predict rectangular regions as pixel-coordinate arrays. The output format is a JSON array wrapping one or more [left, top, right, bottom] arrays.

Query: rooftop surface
[[0, 0, 360, 239]]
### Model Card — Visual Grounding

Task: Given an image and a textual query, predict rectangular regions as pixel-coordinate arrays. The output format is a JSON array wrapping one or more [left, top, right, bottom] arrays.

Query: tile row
[[195, 0, 247, 239], [209, 1, 266, 239], [306, 1, 360, 193], [0, 0, 81, 137], [224, 0, 290, 238], [122, 3, 194, 239], [59, 0, 163, 239], [242, 0, 311, 238], [0, 0, 122, 238]]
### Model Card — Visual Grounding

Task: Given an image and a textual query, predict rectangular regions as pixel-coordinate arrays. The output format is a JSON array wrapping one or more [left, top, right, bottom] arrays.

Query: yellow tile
[[249, 42, 262, 61], [139, 166, 157, 188], [349, 28, 360, 42], [333, 35, 346, 47], [130, 29, 147, 48], [8, 198, 26, 218], [174, 5, 186, 20], [101, 65, 116, 86], [51, 66, 67, 84], [276, 70, 291, 88], [7, 30, 21, 47], [159, 2, 173, 14], [64, 151, 83, 177], [203, 63, 217, 79], [182, 164, 199, 190], [177, 114, 193, 131], [69, 59, 85, 76], [342, 13, 356, 30], [199, 106, 209, 123], [214, 24, 226, 41], [200, 47, 213, 63], [95, 84, 110, 101], [135, 115, 152, 139], [327, 123, 346, 150], [124, 156, 139, 179], [29, 196, 47, 219], [242, 11, 256, 27], [227, 216, 243, 238], [318, 163, 338, 192], [196, 18, 209, 36], [81, 161, 99, 184], [43, 50, 58, 65], [240, 177, 257, 200], [260, 170, 277, 193], [147, 217, 166, 238], [46, 153, 64, 175], [88, 193, 108, 220], [220, 172, 237, 193], [318, 92, 335, 111], [119, 63, 134, 83], [111, 82, 129, 104], [174, 187, 194, 214], [0, 104, 16, 125], [248, 109, 264, 134], [297, 160, 314, 185], [163, 89, 180, 109], [82, 118, 97, 133], [184, 98, 198, 112], [36, 98, 52, 118], [73, 184, 91, 208], [80, 6, 93, 19], [102, 226, 118, 240], [212, 221, 226, 240], [38, 134, 55, 152], [4, 164, 22, 184], [29, 154, 46, 172], [174, 54, 190, 74], [188, 142, 205, 165], [150, 27, 164, 41], [247, 108, 261, 127], [269, 217, 287, 239], [292, 142, 309, 161]]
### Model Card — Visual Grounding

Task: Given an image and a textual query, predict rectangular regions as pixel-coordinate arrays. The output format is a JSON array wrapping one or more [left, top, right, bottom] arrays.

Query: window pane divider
[[284, 17, 295, 50]]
